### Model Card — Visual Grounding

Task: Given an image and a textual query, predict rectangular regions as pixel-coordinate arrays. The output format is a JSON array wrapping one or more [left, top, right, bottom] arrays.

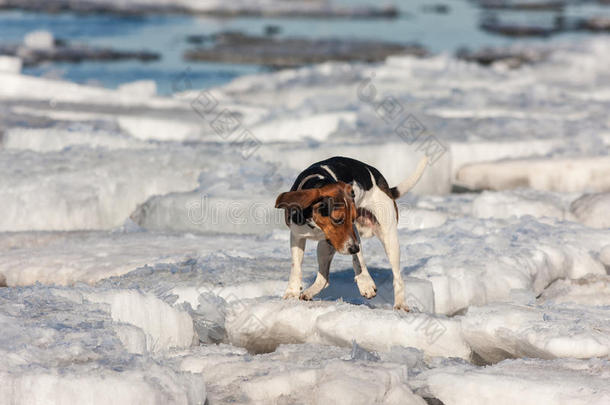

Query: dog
[[275, 156, 428, 310]]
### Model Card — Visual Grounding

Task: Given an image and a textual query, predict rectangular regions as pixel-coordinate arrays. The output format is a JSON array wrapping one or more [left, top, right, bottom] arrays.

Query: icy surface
[[2, 35, 610, 404]]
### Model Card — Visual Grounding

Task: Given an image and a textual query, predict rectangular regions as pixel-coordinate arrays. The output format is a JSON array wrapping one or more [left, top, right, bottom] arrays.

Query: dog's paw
[[283, 289, 301, 300], [356, 275, 377, 299], [393, 302, 410, 312], [299, 290, 314, 301]]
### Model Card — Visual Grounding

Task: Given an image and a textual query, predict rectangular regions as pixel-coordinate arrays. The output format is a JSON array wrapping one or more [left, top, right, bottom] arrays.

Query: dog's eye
[[330, 210, 345, 224], [316, 203, 330, 217], [350, 190, 355, 199]]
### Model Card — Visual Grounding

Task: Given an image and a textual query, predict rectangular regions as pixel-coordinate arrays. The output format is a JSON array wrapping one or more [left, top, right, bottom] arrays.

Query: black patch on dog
[[291, 156, 393, 199]]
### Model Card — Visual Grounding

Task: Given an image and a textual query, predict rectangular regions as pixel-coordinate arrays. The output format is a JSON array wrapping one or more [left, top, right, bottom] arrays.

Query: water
[[0, 0, 608, 94]]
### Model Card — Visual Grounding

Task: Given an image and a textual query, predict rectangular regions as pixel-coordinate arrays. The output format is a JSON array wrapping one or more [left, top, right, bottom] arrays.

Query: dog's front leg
[[353, 251, 377, 299], [283, 232, 306, 299], [301, 240, 335, 300]]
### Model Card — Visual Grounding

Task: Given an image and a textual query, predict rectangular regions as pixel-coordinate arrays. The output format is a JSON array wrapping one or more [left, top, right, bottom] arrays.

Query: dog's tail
[[390, 156, 428, 199]]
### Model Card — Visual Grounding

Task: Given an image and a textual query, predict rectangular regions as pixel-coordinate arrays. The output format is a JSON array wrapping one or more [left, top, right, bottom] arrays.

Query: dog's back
[[290, 156, 394, 201]]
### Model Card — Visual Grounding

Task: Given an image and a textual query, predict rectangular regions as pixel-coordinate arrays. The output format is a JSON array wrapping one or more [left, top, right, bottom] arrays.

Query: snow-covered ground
[[1, 36, 610, 404]]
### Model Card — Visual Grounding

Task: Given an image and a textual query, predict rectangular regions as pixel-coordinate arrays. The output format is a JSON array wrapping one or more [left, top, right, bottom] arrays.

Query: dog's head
[[275, 182, 360, 255]]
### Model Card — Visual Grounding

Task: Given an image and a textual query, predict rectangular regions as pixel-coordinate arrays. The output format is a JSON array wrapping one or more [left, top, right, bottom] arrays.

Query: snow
[[2, 33, 610, 404]]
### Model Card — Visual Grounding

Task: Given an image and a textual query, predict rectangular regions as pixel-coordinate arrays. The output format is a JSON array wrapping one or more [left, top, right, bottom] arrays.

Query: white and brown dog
[[275, 156, 427, 310]]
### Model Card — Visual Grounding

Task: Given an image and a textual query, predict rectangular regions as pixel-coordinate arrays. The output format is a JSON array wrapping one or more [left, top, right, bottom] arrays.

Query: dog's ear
[[275, 189, 321, 209]]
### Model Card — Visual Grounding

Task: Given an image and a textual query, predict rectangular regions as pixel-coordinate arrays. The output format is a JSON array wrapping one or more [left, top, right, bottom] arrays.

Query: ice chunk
[[0, 231, 224, 286], [23, 30, 54, 50], [461, 302, 610, 363], [0, 286, 205, 404], [0, 146, 218, 231], [86, 289, 196, 352], [0, 55, 22, 74], [407, 217, 610, 315], [450, 139, 563, 180], [472, 189, 574, 220], [131, 192, 284, 235], [2, 127, 150, 151], [226, 300, 471, 359], [457, 156, 610, 193], [251, 111, 357, 142], [399, 208, 448, 230], [538, 275, 610, 306], [172, 344, 425, 405], [0, 70, 180, 108], [118, 80, 157, 97], [422, 358, 610, 405], [601, 245, 610, 268], [570, 192, 610, 228]]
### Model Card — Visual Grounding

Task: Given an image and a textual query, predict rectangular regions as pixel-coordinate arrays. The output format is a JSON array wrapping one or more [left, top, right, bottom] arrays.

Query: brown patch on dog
[[276, 182, 358, 252], [311, 183, 358, 252], [275, 188, 322, 210], [276, 188, 323, 226]]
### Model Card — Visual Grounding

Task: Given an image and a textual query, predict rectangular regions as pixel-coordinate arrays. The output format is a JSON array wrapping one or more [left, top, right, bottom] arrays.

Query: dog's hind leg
[[353, 250, 377, 299], [300, 240, 335, 300], [283, 232, 306, 299], [368, 194, 408, 311], [376, 227, 408, 311]]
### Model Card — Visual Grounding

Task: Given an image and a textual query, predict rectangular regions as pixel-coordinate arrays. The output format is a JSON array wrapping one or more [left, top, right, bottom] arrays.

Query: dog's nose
[[348, 245, 360, 254]]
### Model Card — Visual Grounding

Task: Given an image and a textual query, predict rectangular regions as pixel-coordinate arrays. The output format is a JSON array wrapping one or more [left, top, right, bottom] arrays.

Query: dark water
[[0, 0, 608, 94]]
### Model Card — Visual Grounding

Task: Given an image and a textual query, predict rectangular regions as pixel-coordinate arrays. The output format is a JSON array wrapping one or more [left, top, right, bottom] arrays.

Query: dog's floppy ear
[[275, 189, 321, 209]]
